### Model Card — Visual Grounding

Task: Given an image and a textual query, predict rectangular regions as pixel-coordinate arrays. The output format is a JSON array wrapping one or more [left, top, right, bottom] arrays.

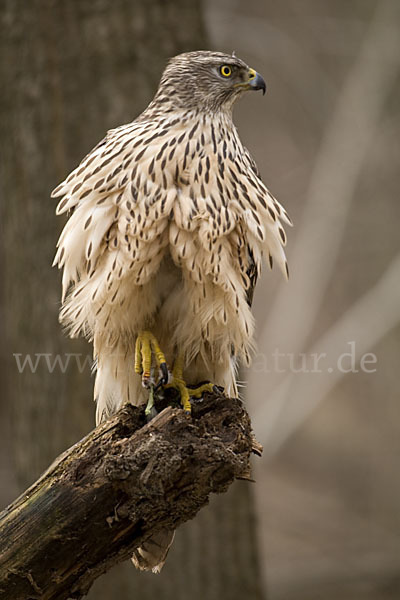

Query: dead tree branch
[[0, 393, 259, 600]]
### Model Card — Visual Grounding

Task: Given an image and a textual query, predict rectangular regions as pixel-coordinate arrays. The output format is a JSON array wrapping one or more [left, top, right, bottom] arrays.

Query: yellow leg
[[165, 354, 192, 413], [165, 356, 219, 413], [135, 331, 168, 387], [135, 337, 220, 415]]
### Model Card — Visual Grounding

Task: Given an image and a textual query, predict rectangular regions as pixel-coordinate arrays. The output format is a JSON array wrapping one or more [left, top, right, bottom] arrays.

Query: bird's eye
[[220, 65, 232, 78]]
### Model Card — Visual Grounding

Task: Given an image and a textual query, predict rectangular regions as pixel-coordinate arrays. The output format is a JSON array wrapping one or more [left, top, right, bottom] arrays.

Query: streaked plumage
[[52, 50, 290, 571]]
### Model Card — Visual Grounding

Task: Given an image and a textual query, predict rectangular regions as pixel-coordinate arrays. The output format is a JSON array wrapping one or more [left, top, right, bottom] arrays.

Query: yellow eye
[[220, 65, 232, 78]]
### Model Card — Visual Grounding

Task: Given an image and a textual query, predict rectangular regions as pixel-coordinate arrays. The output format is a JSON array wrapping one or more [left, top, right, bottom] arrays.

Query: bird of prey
[[52, 50, 291, 571]]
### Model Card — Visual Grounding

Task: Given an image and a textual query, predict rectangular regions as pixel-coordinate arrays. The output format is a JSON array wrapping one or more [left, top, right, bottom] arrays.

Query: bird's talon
[[135, 331, 169, 390], [212, 384, 225, 395], [160, 362, 169, 385]]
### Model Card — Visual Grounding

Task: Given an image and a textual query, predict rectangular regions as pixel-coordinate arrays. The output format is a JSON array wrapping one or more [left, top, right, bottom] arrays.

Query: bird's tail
[[94, 341, 145, 424], [131, 529, 175, 573]]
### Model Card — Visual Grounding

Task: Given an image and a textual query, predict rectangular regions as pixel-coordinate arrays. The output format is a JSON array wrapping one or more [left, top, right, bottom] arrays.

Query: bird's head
[[153, 50, 266, 113]]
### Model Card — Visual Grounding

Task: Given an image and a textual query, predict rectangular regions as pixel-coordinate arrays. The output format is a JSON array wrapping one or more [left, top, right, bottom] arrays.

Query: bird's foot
[[135, 331, 171, 420], [164, 356, 224, 414], [135, 337, 223, 416], [164, 354, 191, 413], [135, 331, 169, 389]]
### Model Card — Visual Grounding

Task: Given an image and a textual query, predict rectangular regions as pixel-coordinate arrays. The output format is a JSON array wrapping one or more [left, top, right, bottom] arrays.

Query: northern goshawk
[[52, 50, 291, 571]]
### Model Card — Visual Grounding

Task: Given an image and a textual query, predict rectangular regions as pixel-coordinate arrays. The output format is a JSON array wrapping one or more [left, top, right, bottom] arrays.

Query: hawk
[[52, 50, 290, 571]]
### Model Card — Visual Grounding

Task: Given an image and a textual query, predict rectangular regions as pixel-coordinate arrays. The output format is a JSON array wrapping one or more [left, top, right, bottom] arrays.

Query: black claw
[[160, 362, 169, 385], [212, 385, 225, 396]]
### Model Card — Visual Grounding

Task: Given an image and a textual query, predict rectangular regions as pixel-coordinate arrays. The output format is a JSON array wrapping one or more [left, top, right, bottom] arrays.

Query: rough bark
[[0, 394, 259, 600]]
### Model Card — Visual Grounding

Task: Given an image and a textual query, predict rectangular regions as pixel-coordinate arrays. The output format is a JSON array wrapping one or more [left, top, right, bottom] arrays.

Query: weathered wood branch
[[0, 393, 260, 600]]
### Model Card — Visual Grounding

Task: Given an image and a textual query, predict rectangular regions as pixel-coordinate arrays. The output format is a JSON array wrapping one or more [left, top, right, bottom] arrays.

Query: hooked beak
[[247, 67, 266, 95]]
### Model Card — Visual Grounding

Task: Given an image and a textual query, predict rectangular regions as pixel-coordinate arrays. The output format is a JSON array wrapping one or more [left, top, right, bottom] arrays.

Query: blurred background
[[1, 1, 399, 599]]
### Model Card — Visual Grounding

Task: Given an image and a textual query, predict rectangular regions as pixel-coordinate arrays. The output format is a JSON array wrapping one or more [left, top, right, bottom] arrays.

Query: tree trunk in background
[[0, 1, 266, 598]]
